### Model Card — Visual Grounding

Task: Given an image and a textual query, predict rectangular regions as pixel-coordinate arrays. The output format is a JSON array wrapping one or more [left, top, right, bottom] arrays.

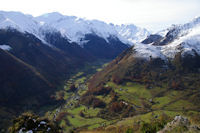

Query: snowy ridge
[[0, 11, 40, 36], [36, 14, 119, 43], [133, 43, 166, 60], [157, 17, 200, 38], [116, 24, 150, 43], [0, 11, 38, 34], [133, 16, 200, 60], [0, 11, 49, 44], [161, 25, 200, 58], [35, 12, 149, 45], [157, 25, 175, 37], [0, 11, 149, 46]]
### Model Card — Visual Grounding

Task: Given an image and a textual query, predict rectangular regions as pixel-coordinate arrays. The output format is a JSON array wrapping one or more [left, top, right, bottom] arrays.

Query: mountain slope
[[0, 28, 96, 130], [81, 17, 200, 133], [36, 12, 150, 59], [89, 16, 200, 89], [0, 11, 146, 110], [0, 28, 92, 131], [0, 29, 81, 85], [0, 11, 149, 132], [0, 11, 151, 60], [0, 48, 54, 107]]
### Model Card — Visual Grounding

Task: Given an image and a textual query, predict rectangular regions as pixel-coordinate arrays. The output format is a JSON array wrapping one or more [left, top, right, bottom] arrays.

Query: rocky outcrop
[[158, 115, 200, 133]]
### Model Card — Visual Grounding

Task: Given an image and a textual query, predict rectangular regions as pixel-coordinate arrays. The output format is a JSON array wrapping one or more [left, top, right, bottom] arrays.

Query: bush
[[140, 121, 164, 133], [109, 101, 127, 113], [126, 128, 134, 133], [112, 75, 123, 85], [9, 112, 61, 133], [55, 112, 69, 122], [110, 91, 118, 102], [190, 113, 200, 124], [88, 85, 112, 96], [81, 95, 106, 108], [68, 84, 77, 92], [79, 111, 85, 117], [55, 91, 65, 101], [140, 114, 170, 133], [93, 98, 106, 108]]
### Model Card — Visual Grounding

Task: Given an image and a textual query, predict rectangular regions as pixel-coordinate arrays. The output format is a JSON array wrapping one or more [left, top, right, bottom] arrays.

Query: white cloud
[[0, 0, 199, 31]]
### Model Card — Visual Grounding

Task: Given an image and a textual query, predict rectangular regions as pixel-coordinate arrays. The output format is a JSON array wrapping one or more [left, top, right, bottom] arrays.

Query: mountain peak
[[0, 11, 150, 45], [41, 12, 63, 18], [36, 12, 65, 23], [136, 16, 200, 60], [190, 16, 200, 25], [35, 12, 150, 44]]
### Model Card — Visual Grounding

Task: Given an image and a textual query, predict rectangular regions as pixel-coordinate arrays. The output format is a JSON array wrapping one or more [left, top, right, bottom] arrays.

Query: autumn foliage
[[87, 85, 112, 96], [55, 112, 69, 122], [109, 101, 126, 113], [81, 95, 106, 108], [111, 75, 123, 85]]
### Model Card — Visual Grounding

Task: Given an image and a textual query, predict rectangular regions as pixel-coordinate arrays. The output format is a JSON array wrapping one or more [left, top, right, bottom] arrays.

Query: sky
[[0, 0, 200, 32]]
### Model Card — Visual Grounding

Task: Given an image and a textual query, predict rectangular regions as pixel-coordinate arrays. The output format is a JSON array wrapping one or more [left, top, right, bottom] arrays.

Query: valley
[[0, 10, 200, 133], [42, 59, 113, 132], [40, 59, 200, 133]]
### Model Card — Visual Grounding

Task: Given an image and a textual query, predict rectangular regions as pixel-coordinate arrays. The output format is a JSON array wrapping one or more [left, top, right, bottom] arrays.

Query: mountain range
[[0, 11, 149, 45], [89, 15, 200, 91], [0, 11, 150, 106], [0, 11, 150, 130], [0, 10, 200, 132], [83, 16, 200, 133]]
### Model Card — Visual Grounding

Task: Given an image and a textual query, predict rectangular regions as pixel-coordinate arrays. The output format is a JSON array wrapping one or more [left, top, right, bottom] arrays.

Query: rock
[[149, 98, 154, 103], [158, 115, 200, 133], [173, 115, 190, 126]]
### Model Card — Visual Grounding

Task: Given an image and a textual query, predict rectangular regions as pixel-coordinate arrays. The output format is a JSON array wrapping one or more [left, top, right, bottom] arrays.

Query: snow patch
[[26, 130, 33, 133], [18, 129, 33, 133], [47, 127, 51, 132], [133, 43, 166, 60], [0, 45, 12, 51], [40, 121, 46, 124]]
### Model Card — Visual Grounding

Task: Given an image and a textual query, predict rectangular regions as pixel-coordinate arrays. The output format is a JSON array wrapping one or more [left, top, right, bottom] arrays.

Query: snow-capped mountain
[[0, 11, 149, 46], [0, 11, 46, 42], [88, 16, 200, 93], [116, 24, 150, 44], [36, 12, 149, 45], [36, 12, 121, 44], [0, 11, 137, 60], [1, 11, 199, 60], [0, 11, 38, 33], [134, 16, 200, 60]]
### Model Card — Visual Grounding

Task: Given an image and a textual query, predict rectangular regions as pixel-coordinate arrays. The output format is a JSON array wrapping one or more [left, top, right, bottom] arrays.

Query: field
[[43, 59, 200, 133], [44, 59, 114, 132]]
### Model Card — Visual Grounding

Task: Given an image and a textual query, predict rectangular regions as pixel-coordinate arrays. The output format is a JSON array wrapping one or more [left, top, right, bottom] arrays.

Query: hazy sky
[[0, 0, 200, 31]]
